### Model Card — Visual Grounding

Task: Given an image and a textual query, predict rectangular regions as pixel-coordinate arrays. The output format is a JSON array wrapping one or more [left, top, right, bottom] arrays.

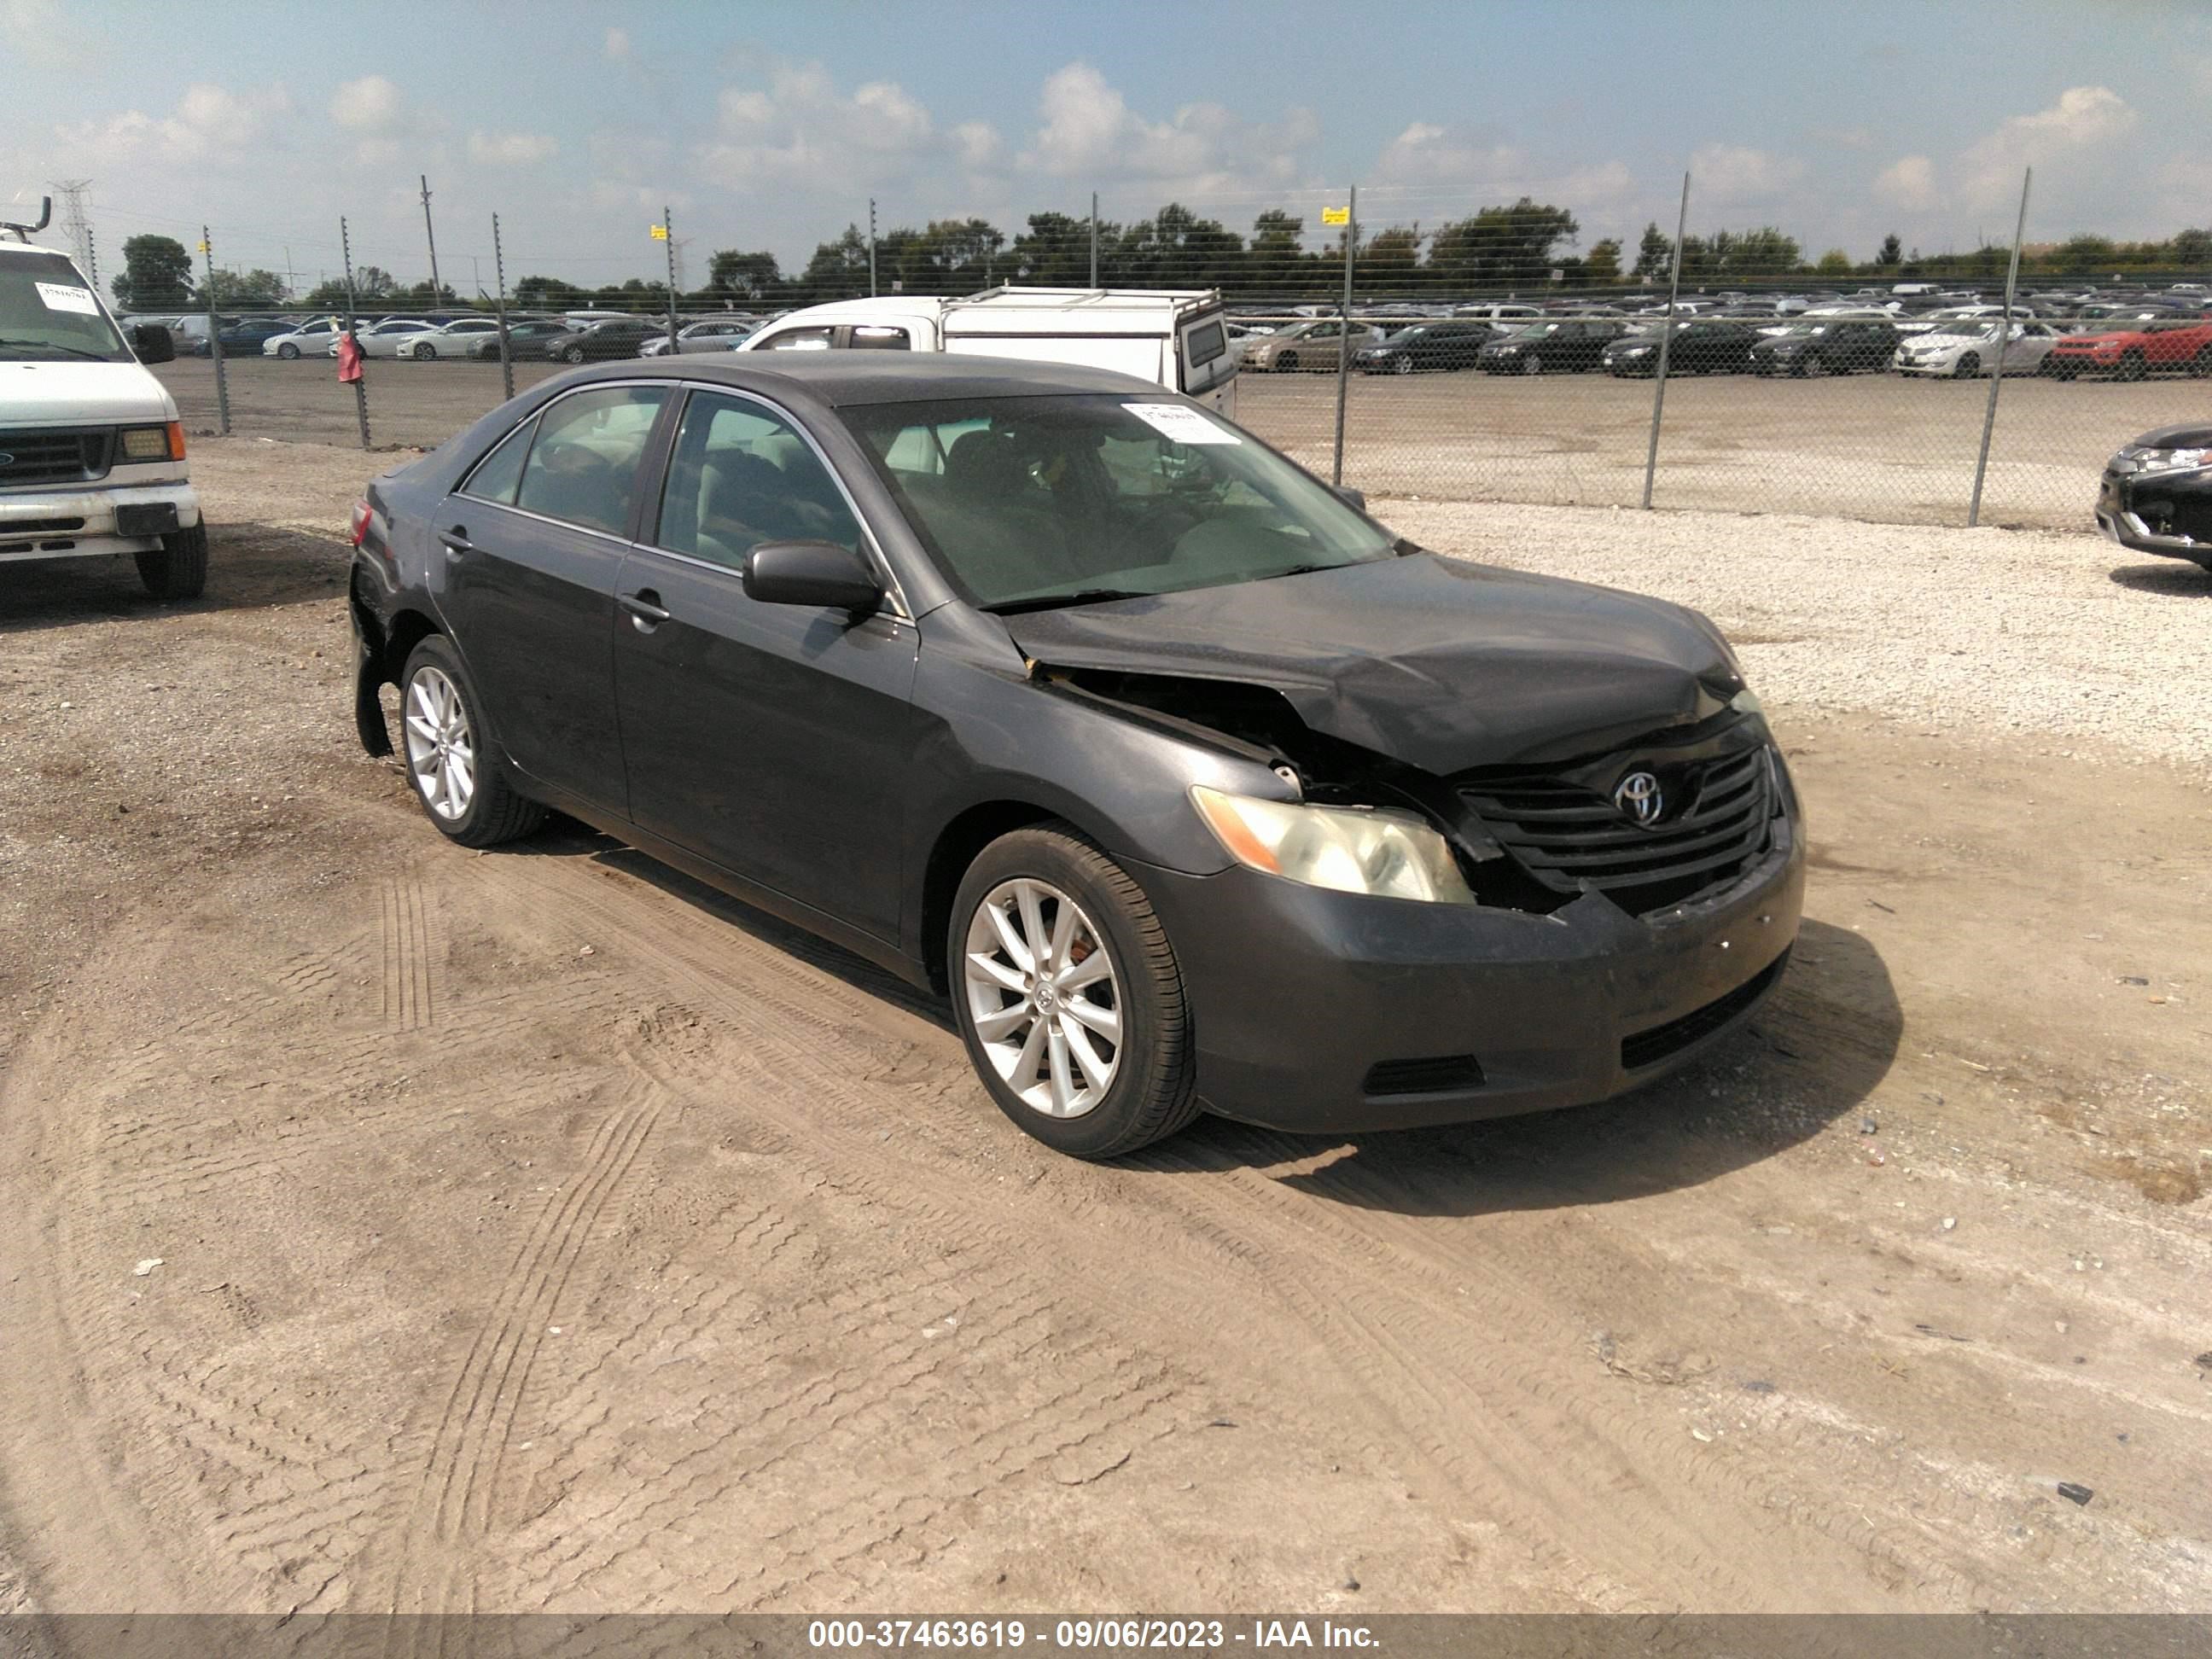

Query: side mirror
[[742, 539, 884, 613], [1332, 485, 1367, 511], [131, 323, 175, 364]]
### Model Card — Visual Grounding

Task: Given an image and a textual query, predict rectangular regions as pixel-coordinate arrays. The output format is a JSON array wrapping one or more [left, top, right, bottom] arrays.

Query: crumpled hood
[[1004, 552, 1742, 774]]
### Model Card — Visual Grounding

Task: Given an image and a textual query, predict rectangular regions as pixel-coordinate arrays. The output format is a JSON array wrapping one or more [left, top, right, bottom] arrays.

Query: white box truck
[[736, 286, 1239, 416], [2, 198, 205, 597]]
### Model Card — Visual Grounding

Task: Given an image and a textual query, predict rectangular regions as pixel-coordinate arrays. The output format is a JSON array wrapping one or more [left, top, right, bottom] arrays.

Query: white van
[[736, 286, 1239, 416], [2, 205, 205, 597]]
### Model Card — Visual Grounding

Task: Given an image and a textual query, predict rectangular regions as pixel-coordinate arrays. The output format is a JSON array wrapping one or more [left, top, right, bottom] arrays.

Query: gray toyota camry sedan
[[348, 354, 1803, 1159]]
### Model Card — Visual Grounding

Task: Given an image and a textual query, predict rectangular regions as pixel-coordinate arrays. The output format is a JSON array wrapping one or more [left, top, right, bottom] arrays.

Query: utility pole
[[869, 196, 878, 297], [282, 244, 296, 301], [419, 173, 442, 300], [51, 179, 96, 287], [200, 225, 230, 436]]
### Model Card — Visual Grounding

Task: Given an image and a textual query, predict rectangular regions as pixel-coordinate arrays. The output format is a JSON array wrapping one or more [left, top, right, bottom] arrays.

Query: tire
[[397, 637, 544, 848], [134, 521, 208, 600], [415, 341, 436, 361], [276, 341, 300, 360], [1394, 355, 1414, 375], [949, 823, 1198, 1160], [2192, 346, 2212, 379], [2052, 364, 2077, 381], [2120, 349, 2146, 382], [1520, 354, 1542, 375], [1953, 352, 1981, 379], [1276, 352, 1299, 373]]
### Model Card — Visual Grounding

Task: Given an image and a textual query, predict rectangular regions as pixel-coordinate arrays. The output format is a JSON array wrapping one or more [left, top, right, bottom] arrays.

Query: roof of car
[[555, 351, 1167, 407]]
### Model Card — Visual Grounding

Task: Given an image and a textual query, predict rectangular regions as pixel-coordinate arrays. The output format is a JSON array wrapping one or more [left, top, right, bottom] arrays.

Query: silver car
[[638, 319, 757, 357]]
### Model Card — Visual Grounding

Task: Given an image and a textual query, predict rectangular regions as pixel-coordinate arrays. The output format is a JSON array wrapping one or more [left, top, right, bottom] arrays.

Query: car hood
[[2128, 422, 2212, 449], [0, 359, 175, 426], [2057, 330, 2134, 346], [1002, 552, 1740, 774]]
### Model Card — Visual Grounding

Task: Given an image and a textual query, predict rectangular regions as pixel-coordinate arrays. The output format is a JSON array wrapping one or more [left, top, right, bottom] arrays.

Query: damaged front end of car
[[2098, 427, 2212, 568]]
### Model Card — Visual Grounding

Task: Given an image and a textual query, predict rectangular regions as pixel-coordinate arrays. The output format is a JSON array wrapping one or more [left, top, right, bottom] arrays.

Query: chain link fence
[[129, 175, 2212, 533]]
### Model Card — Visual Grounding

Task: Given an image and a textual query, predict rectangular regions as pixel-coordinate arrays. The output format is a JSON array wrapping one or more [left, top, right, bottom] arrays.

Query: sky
[[5, 0, 2212, 298]]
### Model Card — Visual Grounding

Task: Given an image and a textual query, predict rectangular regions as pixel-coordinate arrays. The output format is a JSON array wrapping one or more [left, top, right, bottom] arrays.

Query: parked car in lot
[[2095, 422, 2212, 570], [328, 319, 437, 359], [1602, 321, 1763, 376], [1241, 318, 1383, 372], [1353, 321, 1494, 374], [639, 319, 756, 357], [263, 316, 346, 358], [346, 355, 1801, 1158], [533, 317, 661, 363], [1893, 318, 2058, 378], [1476, 319, 1624, 375], [1746, 317, 1901, 376], [468, 318, 575, 360], [2046, 318, 2212, 381], [396, 318, 505, 360]]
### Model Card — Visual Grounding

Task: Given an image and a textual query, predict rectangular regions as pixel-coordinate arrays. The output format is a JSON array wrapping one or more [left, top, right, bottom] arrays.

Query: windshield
[[842, 393, 1395, 610], [0, 252, 132, 362]]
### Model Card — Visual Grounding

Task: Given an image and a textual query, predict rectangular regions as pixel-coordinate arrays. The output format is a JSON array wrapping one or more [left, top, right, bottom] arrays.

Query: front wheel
[[1394, 355, 1414, 375], [414, 341, 436, 361], [1275, 351, 1299, 373], [2120, 350, 2146, 381], [562, 345, 586, 364], [951, 824, 1198, 1159], [276, 341, 300, 360], [1953, 352, 1981, 379], [398, 637, 544, 847], [1520, 354, 1542, 375], [135, 521, 208, 600]]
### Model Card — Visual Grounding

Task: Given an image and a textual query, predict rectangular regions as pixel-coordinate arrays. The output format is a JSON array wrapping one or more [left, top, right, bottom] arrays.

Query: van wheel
[[951, 824, 1199, 1159], [135, 522, 208, 600]]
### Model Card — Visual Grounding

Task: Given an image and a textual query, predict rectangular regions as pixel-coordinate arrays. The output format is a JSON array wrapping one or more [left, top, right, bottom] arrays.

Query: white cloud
[[330, 74, 401, 132], [59, 82, 292, 166], [1687, 143, 1805, 202], [468, 130, 558, 166], [1020, 61, 1313, 194], [952, 121, 1003, 169], [3, 0, 93, 68], [1874, 154, 1940, 212], [1368, 124, 1635, 224], [1957, 84, 2138, 210], [697, 61, 1006, 195], [604, 26, 632, 61]]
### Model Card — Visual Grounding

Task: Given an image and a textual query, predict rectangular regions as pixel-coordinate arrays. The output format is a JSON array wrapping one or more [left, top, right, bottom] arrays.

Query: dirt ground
[[148, 353, 2205, 532], [0, 439, 2208, 1619]]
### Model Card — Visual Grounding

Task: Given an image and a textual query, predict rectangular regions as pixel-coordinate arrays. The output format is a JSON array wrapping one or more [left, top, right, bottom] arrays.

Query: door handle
[[620, 589, 671, 631], [439, 527, 477, 560]]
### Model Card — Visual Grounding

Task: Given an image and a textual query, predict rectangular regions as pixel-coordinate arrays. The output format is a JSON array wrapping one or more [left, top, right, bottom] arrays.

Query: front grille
[[1363, 1054, 1486, 1097], [1458, 742, 1777, 917], [0, 428, 113, 487], [1621, 949, 1790, 1070], [0, 515, 85, 533]]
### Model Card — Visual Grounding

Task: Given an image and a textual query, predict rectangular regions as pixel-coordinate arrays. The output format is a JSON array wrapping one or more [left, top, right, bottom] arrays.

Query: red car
[[2046, 316, 2212, 380]]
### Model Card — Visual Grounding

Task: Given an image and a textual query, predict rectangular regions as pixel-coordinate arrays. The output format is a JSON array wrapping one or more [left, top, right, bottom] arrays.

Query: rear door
[[436, 382, 673, 812], [611, 386, 919, 940]]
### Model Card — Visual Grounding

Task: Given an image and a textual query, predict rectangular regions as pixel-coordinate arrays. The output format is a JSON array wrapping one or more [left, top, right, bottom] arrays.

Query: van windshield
[[0, 252, 132, 362], [841, 393, 1394, 610]]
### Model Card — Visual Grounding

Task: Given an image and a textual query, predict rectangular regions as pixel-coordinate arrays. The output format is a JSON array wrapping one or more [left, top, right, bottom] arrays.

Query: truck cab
[[2, 203, 205, 598], [737, 286, 1239, 416]]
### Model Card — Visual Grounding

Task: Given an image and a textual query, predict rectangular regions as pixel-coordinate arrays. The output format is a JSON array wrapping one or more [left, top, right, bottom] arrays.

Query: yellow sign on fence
[[649, 224, 669, 241], [1320, 206, 1349, 226]]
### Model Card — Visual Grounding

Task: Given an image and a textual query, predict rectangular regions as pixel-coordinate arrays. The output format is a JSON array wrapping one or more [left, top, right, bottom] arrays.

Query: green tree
[[916, 218, 1007, 290], [1873, 233, 1903, 268], [706, 248, 783, 301], [1362, 225, 1423, 291], [1010, 212, 1101, 285], [2170, 227, 2212, 270], [798, 225, 872, 301], [112, 234, 195, 310], [202, 267, 289, 306], [1631, 221, 1673, 281], [400, 278, 457, 305], [1116, 203, 1243, 289], [1427, 199, 1579, 288], [1248, 209, 1307, 292], [1814, 247, 1854, 276], [1583, 238, 1622, 285], [513, 274, 585, 310]]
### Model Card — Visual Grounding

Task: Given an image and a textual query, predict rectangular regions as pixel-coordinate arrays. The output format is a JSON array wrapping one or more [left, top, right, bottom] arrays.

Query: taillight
[[349, 500, 373, 546]]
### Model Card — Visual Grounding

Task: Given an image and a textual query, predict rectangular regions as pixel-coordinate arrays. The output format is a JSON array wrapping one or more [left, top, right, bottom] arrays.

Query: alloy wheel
[[963, 877, 1122, 1119], [403, 666, 476, 822]]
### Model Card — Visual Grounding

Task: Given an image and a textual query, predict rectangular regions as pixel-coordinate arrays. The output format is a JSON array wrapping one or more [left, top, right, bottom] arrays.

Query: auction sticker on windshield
[[36, 282, 100, 315], [1124, 403, 1239, 445]]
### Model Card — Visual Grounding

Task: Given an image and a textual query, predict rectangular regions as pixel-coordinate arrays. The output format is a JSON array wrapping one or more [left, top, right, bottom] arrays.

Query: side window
[[514, 385, 669, 538], [458, 419, 534, 505], [849, 326, 910, 350], [760, 326, 835, 351], [656, 392, 864, 571]]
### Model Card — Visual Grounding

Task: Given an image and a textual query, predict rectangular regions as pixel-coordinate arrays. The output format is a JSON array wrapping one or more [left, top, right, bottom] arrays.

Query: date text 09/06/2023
[[806, 1619, 1380, 1650]]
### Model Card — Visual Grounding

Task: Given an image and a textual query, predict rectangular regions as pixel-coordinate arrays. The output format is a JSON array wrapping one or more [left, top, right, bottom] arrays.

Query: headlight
[[1732, 686, 1763, 716], [119, 423, 183, 462], [1190, 786, 1477, 905], [2135, 448, 2209, 473]]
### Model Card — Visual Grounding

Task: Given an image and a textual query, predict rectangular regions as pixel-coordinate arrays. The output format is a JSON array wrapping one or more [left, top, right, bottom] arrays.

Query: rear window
[[1185, 320, 1225, 367]]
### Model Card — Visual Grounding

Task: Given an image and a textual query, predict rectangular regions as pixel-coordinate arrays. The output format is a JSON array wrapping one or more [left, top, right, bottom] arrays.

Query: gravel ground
[[1382, 497, 2212, 769]]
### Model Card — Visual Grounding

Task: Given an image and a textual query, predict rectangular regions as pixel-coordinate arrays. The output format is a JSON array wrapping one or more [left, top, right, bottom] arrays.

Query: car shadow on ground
[[1132, 917, 1900, 1218], [0, 524, 349, 632], [2107, 561, 2212, 596]]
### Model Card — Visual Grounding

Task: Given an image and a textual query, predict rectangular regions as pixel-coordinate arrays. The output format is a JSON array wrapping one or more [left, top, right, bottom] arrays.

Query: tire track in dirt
[[381, 876, 441, 1033]]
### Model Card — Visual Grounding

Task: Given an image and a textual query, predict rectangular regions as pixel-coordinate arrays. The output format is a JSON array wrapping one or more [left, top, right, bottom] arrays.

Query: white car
[[262, 315, 346, 359], [325, 319, 436, 358], [394, 318, 504, 360], [637, 319, 755, 357], [1893, 319, 2058, 378]]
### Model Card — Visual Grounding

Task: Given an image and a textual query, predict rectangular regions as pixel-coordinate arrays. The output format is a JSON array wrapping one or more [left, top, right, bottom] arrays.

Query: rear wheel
[[135, 521, 207, 600], [1953, 352, 1981, 379], [2192, 346, 2212, 379], [399, 637, 544, 847], [951, 824, 1198, 1159]]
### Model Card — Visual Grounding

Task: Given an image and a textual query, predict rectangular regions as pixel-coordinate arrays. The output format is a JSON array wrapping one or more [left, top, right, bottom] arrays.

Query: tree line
[[108, 207, 2212, 314]]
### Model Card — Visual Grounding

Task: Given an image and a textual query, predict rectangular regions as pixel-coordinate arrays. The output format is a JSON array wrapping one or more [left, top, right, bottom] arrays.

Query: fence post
[[340, 216, 371, 451], [869, 197, 879, 297], [492, 212, 515, 403], [1331, 184, 1358, 487], [1090, 192, 1099, 288], [200, 225, 231, 437], [663, 205, 679, 353], [1968, 167, 2033, 528], [1640, 172, 1691, 509]]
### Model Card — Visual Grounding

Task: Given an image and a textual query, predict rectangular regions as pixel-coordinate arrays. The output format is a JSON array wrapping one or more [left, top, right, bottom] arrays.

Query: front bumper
[[1133, 821, 1807, 1134], [0, 480, 201, 564], [2095, 466, 2212, 565]]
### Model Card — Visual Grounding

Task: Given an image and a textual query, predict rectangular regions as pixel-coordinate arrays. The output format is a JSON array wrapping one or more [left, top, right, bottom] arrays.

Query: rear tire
[[950, 823, 1199, 1160], [2192, 346, 2212, 379], [398, 637, 544, 847], [135, 521, 207, 600]]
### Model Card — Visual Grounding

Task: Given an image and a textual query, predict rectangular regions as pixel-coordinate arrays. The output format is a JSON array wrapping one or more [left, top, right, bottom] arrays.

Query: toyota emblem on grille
[[1614, 771, 1664, 825]]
